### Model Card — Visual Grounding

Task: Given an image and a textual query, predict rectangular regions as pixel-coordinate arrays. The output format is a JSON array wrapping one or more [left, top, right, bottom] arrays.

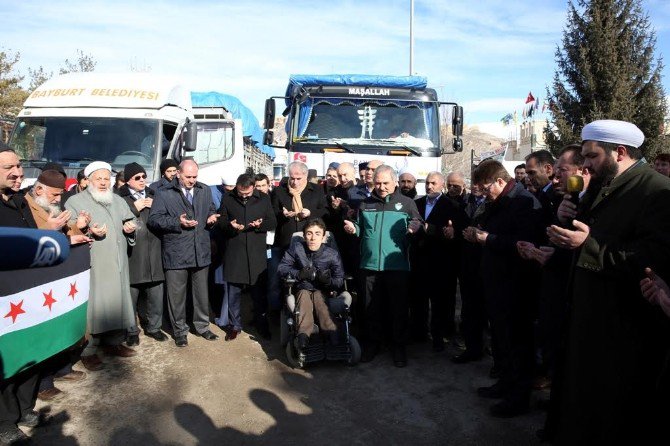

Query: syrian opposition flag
[[0, 245, 90, 379]]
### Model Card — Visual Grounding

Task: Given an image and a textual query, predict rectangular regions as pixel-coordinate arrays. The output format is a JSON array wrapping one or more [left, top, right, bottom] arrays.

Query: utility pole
[[409, 0, 414, 76]]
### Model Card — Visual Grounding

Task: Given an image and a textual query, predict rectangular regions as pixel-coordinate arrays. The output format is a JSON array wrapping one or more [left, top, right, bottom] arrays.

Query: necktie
[[186, 190, 193, 205]]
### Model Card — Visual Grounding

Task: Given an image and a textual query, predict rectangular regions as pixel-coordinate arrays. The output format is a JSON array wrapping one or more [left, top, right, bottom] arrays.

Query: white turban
[[397, 166, 416, 179], [84, 161, 112, 178], [581, 120, 645, 148]]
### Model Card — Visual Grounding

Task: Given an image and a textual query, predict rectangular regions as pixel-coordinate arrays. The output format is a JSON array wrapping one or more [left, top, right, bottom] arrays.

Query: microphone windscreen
[[0, 227, 70, 271], [566, 175, 584, 194]]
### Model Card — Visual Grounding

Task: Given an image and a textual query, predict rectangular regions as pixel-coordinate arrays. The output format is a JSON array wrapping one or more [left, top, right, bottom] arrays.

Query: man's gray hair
[[374, 164, 397, 183], [288, 161, 308, 176], [427, 171, 445, 182]]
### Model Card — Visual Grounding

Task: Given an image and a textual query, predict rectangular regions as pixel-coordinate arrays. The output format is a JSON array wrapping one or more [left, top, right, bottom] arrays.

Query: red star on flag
[[43, 290, 57, 311], [68, 282, 78, 300], [4, 300, 26, 323]]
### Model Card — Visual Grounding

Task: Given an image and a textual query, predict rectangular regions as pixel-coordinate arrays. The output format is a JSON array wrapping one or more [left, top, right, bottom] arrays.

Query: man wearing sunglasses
[[117, 162, 168, 346]]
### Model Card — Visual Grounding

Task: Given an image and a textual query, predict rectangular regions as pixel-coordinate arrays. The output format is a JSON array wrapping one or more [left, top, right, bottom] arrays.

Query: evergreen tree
[[545, 0, 668, 157]]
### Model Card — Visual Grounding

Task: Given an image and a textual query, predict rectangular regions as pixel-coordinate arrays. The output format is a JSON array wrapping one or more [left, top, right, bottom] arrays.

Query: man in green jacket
[[547, 119, 670, 445], [344, 165, 422, 367]]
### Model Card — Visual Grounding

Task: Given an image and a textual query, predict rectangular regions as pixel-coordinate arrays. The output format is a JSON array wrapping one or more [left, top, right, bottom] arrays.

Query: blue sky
[[3, 0, 670, 138]]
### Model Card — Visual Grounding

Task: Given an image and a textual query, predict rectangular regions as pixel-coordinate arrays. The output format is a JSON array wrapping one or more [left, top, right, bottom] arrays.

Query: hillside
[[442, 125, 504, 181]]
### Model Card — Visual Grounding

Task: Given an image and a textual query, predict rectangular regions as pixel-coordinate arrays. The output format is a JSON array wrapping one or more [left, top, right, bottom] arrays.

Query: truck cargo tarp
[[191, 92, 274, 158], [285, 74, 428, 105]]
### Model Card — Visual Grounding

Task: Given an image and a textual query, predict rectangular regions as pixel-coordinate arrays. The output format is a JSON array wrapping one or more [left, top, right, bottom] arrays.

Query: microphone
[[566, 175, 584, 205], [0, 227, 70, 271]]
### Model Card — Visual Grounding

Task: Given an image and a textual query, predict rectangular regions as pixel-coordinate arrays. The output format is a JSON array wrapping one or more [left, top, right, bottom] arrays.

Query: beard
[[589, 157, 619, 191], [89, 187, 113, 206], [34, 194, 61, 215], [426, 191, 441, 199]]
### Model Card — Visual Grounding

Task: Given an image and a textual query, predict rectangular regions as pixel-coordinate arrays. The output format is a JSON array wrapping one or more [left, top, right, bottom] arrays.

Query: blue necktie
[[186, 190, 193, 205]]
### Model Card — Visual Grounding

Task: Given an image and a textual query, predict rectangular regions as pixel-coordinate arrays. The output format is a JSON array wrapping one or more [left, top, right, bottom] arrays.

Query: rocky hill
[[442, 125, 504, 182]]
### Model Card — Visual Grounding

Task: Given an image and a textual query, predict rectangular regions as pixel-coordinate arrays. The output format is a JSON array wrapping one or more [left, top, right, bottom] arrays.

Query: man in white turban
[[544, 120, 670, 444], [65, 161, 138, 370]]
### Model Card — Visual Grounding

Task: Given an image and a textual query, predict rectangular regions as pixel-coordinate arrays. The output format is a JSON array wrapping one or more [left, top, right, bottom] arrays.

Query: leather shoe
[[80, 354, 105, 371], [175, 336, 188, 347], [102, 344, 137, 358], [18, 410, 40, 428], [126, 334, 140, 346], [0, 426, 28, 444], [38, 387, 64, 402], [145, 330, 168, 342], [223, 325, 240, 341], [477, 383, 508, 399], [198, 330, 219, 341], [55, 370, 87, 382], [451, 351, 483, 364], [490, 399, 529, 418]]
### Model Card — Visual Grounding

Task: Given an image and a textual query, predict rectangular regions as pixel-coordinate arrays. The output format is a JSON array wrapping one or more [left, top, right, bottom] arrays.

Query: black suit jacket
[[413, 193, 468, 270]]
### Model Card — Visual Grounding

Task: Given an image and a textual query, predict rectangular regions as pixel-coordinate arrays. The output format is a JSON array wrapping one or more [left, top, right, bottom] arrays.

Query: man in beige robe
[[65, 161, 138, 370]]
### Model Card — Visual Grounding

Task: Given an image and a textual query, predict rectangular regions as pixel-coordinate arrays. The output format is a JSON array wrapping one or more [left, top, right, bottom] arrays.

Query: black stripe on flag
[[0, 245, 91, 296]]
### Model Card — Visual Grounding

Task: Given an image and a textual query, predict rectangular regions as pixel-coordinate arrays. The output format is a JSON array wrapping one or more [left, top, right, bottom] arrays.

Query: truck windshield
[[10, 117, 160, 173], [296, 101, 439, 151]]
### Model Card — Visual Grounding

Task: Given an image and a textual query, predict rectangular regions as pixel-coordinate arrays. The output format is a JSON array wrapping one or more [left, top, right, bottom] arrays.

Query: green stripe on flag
[[0, 302, 87, 379]]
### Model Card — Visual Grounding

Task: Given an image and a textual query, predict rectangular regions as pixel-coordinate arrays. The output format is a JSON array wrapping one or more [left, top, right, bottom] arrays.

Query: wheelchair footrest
[[325, 343, 353, 361]]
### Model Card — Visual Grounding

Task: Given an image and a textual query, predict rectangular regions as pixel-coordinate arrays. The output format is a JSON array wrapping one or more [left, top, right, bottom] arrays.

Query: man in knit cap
[[151, 159, 179, 191], [546, 120, 670, 444], [65, 161, 139, 370], [117, 162, 167, 346]]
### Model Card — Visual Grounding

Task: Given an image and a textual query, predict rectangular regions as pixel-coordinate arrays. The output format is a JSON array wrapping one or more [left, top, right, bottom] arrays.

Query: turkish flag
[[525, 92, 535, 104]]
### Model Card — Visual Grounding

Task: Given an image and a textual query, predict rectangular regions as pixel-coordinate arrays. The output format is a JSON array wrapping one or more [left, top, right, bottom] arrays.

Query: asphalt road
[[27, 317, 547, 446]]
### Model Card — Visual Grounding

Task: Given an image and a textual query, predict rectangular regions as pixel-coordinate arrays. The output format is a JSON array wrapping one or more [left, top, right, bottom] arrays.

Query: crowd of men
[[1, 118, 670, 444]]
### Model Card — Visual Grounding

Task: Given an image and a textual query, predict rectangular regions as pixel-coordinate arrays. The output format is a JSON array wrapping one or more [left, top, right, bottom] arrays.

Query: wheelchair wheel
[[285, 341, 304, 369], [279, 306, 290, 346], [347, 335, 362, 366]]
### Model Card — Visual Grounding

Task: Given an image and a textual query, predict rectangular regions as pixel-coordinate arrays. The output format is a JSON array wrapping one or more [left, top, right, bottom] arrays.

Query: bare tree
[[59, 49, 97, 74]]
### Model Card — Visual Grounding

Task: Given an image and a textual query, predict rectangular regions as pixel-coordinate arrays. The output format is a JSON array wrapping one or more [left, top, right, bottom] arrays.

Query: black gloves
[[297, 266, 316, 281], [316, 269, 331, 285]]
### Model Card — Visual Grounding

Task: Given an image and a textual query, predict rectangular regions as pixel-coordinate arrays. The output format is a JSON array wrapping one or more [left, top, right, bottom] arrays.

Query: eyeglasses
[[480, 183, 494, 191], [133, 174, 147, 181]]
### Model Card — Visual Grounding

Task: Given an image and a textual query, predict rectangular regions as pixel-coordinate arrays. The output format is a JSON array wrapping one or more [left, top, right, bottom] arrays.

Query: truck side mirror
[[183, 121, 198, 152], [264, 98, 276, 130], [263, 130, 274, 146], [453, 137, 463, 152], [452, 106, 463, 137]]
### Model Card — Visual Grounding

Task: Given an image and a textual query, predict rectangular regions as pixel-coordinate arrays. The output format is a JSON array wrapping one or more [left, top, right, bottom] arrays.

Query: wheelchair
[[279, 233, 361, 368]]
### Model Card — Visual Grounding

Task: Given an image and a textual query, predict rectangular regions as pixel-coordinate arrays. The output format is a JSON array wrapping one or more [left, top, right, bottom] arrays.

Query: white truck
[[9, 72, 271, 187]]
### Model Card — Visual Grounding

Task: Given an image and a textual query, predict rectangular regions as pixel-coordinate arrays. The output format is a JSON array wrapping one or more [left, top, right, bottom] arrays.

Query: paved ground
[[25, 314, 548, 446]]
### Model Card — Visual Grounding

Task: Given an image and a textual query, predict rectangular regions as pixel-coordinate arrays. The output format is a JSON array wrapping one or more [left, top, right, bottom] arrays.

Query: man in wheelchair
[[277, 218, 344, 351]]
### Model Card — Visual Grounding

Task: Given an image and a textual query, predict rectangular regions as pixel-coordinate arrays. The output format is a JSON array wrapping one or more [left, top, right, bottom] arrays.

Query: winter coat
[[148, 178, 216, 270], [556, 162, 670, 445], [352, 188, 421, 272], [117, 184, 164, 284], [277, 239, 344, 292], [218, 189, 276, 285], [478, 181, 541, 311], [0, 193, 37, 228], [271, 182, 327, 249]]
